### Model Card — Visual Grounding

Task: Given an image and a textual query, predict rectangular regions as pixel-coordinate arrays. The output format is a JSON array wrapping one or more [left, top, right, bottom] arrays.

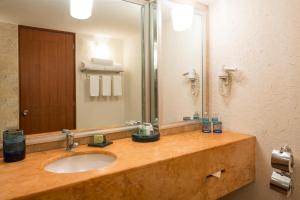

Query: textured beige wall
[[208, 0, 300, 199], [0, 22, 19, 135]]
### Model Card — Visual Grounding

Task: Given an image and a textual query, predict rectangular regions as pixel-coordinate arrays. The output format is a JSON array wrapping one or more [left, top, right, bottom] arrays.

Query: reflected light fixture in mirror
[[70, 0, 94, 20], [93, 43, 112, 60], [171, 2, 194, 32]]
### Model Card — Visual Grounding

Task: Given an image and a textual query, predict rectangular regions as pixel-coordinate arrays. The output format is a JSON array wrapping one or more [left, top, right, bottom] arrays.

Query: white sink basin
[[44, 153, 116, 173]]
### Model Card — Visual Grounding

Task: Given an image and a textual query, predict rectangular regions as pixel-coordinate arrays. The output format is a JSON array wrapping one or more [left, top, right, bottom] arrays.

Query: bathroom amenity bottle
[[192, 112, 201, 120], [3, 129, 26, 163], [212, 113, 223, 134], [202, 112, 211, 133], [211, 113, 218, 124]]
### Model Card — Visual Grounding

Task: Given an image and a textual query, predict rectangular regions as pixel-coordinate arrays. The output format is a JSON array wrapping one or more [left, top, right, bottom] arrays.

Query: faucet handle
[[73, 142, 79, 148], [62, 129, 71, 135]]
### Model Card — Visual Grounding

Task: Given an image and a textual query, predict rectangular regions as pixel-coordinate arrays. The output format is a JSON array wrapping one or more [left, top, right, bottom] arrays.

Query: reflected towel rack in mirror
[[80, 67, 124, 73], [80, 62, 124, 79], [80, 64, 124, 73]]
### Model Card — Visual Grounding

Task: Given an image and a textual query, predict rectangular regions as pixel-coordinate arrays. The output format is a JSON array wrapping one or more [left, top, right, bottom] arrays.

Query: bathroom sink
[[44, 153, 116, 173]]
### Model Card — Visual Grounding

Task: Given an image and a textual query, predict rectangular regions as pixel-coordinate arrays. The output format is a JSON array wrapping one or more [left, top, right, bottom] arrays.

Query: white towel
[[91, 58, 113, 66], [89, 75, 99, 97], [83, 63, 106, 71], [113, 63, 123, 71], [102, 75, 111, 96], [113, 75, 122, 96]]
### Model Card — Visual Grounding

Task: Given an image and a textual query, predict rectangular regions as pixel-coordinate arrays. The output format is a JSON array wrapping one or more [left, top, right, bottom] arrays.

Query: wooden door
[[19, 26, 76, 134]]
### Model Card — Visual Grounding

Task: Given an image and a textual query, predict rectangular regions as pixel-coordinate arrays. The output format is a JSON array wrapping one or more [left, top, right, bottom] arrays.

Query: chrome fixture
[[62, 129, 79, 151], [218, 65, 238, 96], [182, 69, 200, 97], [126, 120, 142, 126], [271, 145, 294, 173], [270, 145, 294, 196]]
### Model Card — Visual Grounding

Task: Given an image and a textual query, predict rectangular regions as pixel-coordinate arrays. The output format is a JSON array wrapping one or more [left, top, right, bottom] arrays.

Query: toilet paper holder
[[270, 171, 293, 196], [271, 145, 294, 174], [270, 145, 294, 196]]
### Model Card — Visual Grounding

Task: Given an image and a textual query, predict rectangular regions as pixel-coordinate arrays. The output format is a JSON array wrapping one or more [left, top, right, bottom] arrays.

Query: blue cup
[[3, 129, 26, 163]]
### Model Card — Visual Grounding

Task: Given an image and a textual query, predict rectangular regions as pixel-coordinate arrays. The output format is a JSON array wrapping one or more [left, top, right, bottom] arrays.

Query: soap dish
[[131, 133, 160, 143], [88, 141, 113, 148]]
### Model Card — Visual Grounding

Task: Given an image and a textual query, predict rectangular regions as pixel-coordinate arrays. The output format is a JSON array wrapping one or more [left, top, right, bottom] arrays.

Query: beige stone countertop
[[0, 131, 255, 200]]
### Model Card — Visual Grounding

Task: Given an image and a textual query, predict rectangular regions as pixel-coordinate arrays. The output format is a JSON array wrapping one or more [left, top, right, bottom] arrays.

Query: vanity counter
[[0, 131, 255, 200]]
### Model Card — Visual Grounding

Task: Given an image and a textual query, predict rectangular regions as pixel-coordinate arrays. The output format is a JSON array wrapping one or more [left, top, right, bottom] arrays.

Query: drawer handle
[[206, 169, 225, 179]]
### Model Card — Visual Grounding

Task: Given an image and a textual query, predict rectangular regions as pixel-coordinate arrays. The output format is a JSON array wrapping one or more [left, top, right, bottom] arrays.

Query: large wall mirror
[[0, 0, 155, 135], [0, 0, 208, 137]]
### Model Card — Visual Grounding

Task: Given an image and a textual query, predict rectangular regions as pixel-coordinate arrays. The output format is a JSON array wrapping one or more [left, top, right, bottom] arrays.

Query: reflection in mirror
[[159, 0, 206, 125], [0, 0, 149, 135], [149, 1, 159, 129]]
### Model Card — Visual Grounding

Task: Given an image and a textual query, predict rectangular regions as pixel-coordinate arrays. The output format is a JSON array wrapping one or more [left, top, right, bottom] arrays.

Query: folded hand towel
[[89, 75, 99, 97], [91, 58, 113, 66], [113, 75, 122, 96], [102, 75, 111, 96]]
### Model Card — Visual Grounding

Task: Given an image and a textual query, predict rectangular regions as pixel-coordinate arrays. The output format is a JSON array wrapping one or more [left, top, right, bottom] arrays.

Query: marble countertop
[[0, 131, 255, 200]]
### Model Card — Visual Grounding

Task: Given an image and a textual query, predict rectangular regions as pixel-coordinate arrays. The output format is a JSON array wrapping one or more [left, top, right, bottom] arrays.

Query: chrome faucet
[[125, 120, 142, 126], [62, 129, 78, 151]]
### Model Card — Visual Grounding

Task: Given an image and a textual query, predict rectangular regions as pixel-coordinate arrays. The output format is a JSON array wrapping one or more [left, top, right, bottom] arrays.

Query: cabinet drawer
[[203, 138, 256, 199]]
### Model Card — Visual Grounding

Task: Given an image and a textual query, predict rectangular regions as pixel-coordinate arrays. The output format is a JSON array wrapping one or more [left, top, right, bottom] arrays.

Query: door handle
[[23, 109, 29, 116]]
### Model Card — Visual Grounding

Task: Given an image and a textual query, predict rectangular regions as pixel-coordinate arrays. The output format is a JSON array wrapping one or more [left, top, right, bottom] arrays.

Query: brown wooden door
[[19, 26, 76, 134]]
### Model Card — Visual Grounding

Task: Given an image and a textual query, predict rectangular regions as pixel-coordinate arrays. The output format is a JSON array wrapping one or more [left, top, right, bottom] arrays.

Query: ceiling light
[[70, 0, 94, 20], [171, 3, 194, 32]]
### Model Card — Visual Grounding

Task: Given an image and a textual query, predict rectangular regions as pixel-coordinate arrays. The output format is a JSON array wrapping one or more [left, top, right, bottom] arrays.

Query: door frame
[[18, 25, 77, 132]]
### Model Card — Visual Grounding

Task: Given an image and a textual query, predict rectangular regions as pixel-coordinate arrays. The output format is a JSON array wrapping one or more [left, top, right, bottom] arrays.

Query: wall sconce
[[218, 66, 238, 96], [93, 43, 111, 60], [171, 3, 194, 32], [70, 0, 94, 20]]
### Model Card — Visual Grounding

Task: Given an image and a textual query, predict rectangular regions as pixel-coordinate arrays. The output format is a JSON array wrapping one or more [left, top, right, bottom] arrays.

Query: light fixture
[[70, 0, 94, 20], [93, 43, 112, 60], [171, 3, 194, 32]]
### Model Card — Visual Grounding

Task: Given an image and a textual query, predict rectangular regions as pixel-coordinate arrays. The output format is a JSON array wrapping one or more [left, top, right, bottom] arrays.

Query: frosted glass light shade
[[171, 3, 194, 32], [70, 0, 94, 20]]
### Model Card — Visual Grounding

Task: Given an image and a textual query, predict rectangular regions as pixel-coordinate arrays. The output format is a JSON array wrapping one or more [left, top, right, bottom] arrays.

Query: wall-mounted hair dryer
[[183, 69, 197, 81], [183, 69, 200, 97], [218, 65, 238, 96]]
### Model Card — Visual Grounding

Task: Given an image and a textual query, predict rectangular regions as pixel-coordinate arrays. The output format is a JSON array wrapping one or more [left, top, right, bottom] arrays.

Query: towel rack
[[80, 63, 124, 79], [80, 62, 124, 73], [80, 67, 124, 73]]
